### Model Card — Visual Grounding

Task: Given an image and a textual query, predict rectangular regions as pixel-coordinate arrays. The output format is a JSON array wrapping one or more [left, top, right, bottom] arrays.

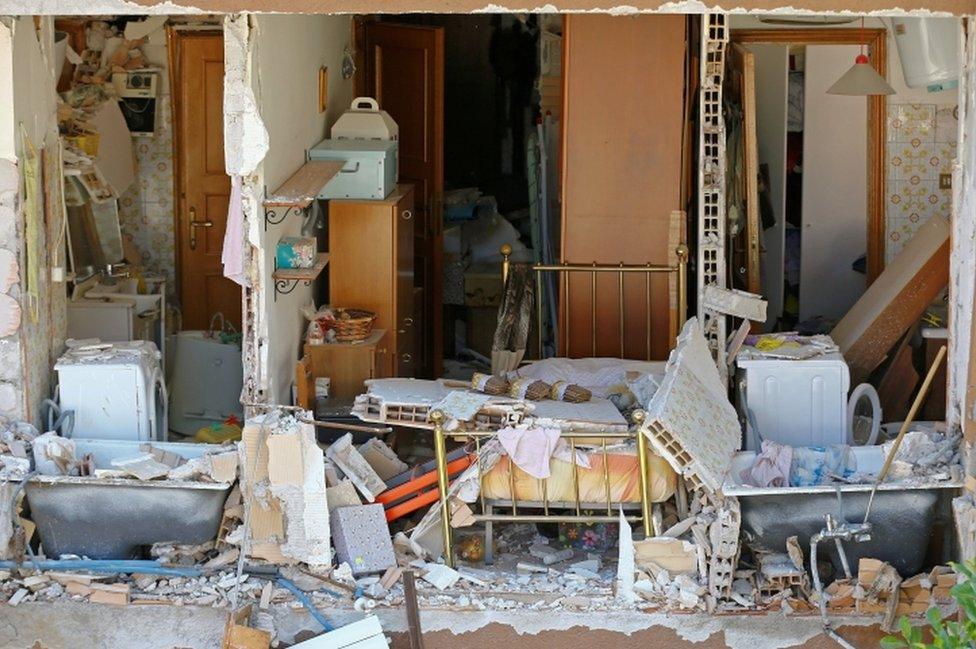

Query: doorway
[[358, 15, 559, 379], [170, 30, 240, 331], [731, 28, 888, 330]]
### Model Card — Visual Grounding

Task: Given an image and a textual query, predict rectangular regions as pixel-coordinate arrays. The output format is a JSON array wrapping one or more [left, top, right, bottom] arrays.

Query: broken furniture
[[831, 214, 950, 385], [55, 339, 166, 442], [329, 185, 415, 377], [723, 444, 962, 576], [26, 439, 232, 558], [430, 411, 676, 567], [299, 329, 390, 405], [352, 378, 525, 431], [168, 328, 245, 437], [736, 338, 850, 450]]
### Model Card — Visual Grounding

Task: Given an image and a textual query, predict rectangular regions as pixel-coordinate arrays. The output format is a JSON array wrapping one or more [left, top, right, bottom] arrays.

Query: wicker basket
[[332, 308, 376, 343]]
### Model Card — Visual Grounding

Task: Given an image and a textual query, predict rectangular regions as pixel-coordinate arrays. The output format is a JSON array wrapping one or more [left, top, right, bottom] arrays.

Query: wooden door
[[363, 22, 444, 378], [726, 43, 760, 296], [173, 32, 239, 331]]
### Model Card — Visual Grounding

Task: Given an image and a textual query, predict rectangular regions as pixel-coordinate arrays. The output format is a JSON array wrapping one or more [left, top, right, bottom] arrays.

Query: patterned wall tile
[[118, 95, 177, 298], [885, 103, 956, 263]]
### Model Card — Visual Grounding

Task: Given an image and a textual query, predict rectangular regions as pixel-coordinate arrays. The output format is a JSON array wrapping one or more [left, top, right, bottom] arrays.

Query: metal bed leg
[[484, 503, 494, 566]]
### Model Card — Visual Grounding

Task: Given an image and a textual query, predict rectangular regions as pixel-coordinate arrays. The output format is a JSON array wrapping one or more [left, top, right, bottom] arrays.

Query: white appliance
[[111, 70, 160, 136], [737, 350, 850, 450], [891, 17, 960, 92], [168, 331, 244, 436], [55, 340, 166, 442], [330, 97, 399, 141]]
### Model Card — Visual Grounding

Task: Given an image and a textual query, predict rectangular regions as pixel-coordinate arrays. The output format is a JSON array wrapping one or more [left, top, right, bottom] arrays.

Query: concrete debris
[[857, 558, 902, 630], [325, 433, 387, 502], [633, 537, 698, 578], [757, 553, 808, 599], [528, 543, 574, 566], [358, 438, 409, 482], [702, 285, 767, 322], [239, 415, 330, 566], [420, 563, 461, 590], [325, 480, 362, 513], [881, 428, 962, 481], [111, 453, 172, 480], [615, 509, 636, 605]]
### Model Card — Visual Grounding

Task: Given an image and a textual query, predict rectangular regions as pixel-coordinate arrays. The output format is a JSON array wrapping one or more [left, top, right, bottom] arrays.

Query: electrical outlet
[[940, 173, 952, 190], [51, 267, 65, 283]]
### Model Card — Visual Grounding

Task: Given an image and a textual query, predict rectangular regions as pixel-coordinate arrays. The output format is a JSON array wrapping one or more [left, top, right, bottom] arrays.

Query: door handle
[[188, 207, 214, 251]]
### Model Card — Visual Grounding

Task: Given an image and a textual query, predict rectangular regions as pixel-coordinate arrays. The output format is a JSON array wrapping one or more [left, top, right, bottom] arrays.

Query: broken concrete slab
[[326, 433, 386, 502]]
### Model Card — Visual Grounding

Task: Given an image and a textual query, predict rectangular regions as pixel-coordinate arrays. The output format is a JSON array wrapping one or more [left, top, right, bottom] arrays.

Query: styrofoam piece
[[702, 285, 767, 322], [421, 563, 460, 590], [737, 350, 850, 450], [289, 615, 387, 648]]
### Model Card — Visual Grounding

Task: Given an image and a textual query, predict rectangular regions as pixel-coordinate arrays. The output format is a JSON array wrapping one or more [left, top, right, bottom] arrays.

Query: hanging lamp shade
[[827, 54, 896, 95]]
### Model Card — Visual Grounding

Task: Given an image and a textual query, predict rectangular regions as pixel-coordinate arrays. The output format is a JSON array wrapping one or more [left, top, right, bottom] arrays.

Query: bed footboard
[[432, 410, 655, 568]]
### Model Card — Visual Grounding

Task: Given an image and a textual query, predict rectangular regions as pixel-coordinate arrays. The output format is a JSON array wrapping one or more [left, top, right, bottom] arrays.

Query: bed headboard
[[500, 244, 688, 361]]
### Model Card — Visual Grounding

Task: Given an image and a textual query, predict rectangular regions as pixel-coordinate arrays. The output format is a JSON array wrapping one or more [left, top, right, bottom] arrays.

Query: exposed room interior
[[0, 9, 972, 648]]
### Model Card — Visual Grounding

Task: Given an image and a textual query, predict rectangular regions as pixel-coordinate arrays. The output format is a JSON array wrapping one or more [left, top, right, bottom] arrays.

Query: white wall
[[749, 43, 788, 329], [252, 14, 354, 403], [800, 45, 867, 321]]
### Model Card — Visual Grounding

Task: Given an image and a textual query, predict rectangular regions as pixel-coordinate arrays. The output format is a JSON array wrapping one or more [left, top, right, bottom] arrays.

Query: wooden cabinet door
[[364, 22, 444, 377], [394, 189, 415, 362]]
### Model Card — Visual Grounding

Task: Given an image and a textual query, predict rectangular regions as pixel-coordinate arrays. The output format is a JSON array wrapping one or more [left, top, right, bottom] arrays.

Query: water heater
[[891, 17, 960, 92]]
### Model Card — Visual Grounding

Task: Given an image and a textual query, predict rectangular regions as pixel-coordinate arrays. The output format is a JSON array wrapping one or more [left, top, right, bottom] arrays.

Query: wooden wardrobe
[[329, 185, 416, 377], [560, 15, 687, 360]]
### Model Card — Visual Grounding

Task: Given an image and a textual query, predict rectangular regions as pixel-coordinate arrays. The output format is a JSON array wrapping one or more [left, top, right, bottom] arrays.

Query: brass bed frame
[[433, 410, 657, 568], [430, 246, 690, 567], [499, 243, 689, 360]]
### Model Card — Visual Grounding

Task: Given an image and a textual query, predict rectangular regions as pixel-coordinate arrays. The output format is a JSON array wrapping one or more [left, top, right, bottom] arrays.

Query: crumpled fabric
[[497, 426, 561, 479], [791, 445, 856, 487], [221, 175, 247, 287], [744, 440, 793, 488]]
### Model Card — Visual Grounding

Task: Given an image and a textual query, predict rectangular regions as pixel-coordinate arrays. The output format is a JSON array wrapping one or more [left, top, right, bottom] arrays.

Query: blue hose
[[0, 559, 202, 577], [276, 576, 335, 632]]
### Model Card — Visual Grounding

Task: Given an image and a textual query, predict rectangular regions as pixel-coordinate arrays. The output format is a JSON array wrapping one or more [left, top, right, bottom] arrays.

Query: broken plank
[[263, 161, 344, 209]]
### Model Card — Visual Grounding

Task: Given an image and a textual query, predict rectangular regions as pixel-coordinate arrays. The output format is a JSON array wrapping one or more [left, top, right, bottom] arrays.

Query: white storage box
[[737, 350, 850, 450], [331, 97, 399, 140], [309, 139, 397, 200]]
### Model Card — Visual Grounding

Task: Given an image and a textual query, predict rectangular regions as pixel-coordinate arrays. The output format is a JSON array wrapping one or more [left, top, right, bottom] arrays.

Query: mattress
[[481, 447, 676, 504]]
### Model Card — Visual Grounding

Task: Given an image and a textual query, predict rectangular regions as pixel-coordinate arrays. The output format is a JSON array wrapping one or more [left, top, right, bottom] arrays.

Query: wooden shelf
[[263, 160, 344, 209], [272, 252, 330, 281]]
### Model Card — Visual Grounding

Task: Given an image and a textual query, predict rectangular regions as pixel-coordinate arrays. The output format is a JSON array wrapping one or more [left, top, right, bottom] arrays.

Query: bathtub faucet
[[810, 514, 873, 649]]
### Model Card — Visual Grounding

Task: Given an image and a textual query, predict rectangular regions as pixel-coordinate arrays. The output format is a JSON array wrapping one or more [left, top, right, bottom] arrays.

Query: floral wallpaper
[[118, 95, 177, 298], [886, 103, 957, 263]]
